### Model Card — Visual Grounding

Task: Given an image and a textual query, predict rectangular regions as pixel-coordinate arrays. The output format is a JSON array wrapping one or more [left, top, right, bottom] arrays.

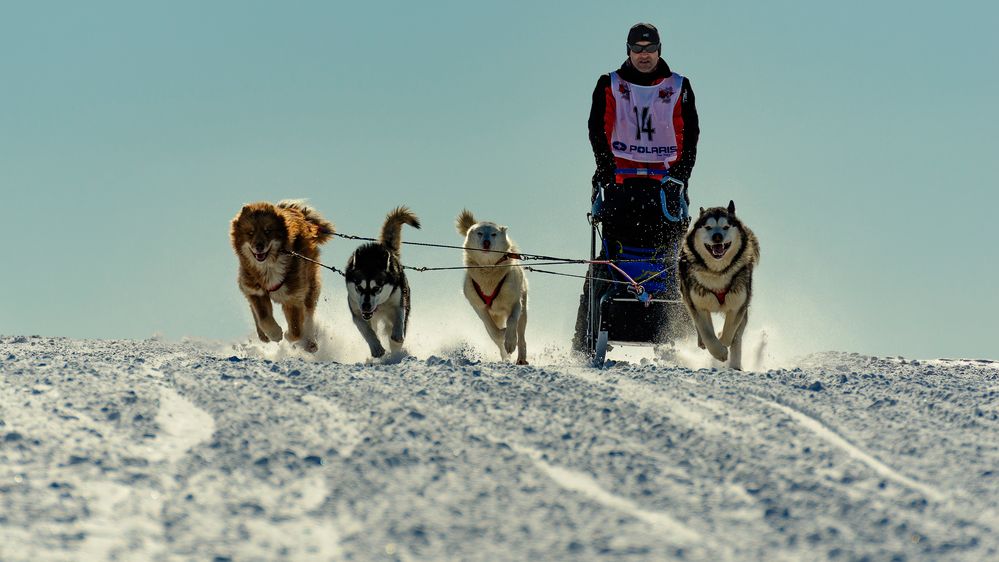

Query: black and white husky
[[456, 209, 528, 364], [345, 207, 420, 359], [678, 201, 760, 370]]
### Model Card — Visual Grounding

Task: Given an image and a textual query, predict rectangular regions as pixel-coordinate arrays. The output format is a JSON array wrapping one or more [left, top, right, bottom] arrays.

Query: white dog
[[456, 210, 528, 364]]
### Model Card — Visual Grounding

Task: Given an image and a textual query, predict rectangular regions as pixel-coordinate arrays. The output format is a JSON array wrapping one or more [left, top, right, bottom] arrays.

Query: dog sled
[[578, 177, 693, 367]]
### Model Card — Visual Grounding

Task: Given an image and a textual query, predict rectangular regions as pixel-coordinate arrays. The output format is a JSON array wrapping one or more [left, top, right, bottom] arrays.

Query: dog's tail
[[455, 209, 476, 236], [380, 206, 420, 254], [278, 199, 335, 244]]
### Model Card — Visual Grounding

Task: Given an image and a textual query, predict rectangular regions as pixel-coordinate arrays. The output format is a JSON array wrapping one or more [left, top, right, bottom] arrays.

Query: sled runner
[[582, 177, 693, 367]]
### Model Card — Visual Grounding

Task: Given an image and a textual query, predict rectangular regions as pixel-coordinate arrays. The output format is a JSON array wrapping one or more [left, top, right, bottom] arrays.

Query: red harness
[[471, 253, 517, 308], [473, 274, 508, 308]]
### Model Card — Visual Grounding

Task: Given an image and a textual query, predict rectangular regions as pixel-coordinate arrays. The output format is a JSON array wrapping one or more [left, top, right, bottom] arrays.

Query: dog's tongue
[[254, 251, 267, 262], [710, 244, 727, 258]]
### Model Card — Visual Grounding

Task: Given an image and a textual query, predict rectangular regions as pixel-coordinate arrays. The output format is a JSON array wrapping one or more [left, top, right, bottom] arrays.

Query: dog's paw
[[516, 358, 529, 366], [304, 340, 318, 353], [708, 344, 728, 362], [261, 324, 283, 343], [382, 349, 408, 364], [370, 344, 386, 358]]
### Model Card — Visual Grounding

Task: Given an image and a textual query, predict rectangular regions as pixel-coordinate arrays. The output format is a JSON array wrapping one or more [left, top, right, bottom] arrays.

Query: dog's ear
[[500, 226, 508, 233], [231, 205, 250, 242], [232, 204, 255, 233], [698, 207, 705, 217], [728, 200, 736, 215]]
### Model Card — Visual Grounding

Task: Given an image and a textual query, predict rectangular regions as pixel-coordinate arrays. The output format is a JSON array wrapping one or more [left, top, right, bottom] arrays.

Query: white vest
[[609, 71, 685, 166]]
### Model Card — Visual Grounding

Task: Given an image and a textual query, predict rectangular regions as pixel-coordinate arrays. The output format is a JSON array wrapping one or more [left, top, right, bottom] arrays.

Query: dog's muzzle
[[360, 303, 376, 320], [482, 240, 491, 250], [706, 242, 731, 259], [253, 249, 269, 262]]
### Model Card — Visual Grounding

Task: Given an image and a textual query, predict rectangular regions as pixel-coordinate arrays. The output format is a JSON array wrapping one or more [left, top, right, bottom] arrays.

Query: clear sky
[[2, 1, 996, 360]]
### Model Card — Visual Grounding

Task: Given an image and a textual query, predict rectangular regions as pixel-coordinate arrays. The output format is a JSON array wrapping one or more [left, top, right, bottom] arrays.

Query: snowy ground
[[1, 334, 997, 561]]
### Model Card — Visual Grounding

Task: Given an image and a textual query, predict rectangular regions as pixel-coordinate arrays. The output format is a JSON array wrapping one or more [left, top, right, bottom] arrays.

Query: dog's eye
[[723, 226, 729, 230]]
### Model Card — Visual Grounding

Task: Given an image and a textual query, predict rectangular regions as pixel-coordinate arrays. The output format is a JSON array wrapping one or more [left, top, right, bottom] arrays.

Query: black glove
[[663, 174, 690, 205], [591, 170, 615, 202]]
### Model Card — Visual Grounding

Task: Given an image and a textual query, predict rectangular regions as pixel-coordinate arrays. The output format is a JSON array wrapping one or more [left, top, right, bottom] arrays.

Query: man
[[590, 22, 699, 195], [571, 22, 700, 355]]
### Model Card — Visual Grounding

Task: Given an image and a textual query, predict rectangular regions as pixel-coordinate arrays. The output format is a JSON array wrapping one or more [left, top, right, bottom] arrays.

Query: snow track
[[749, 394, 946, 502], [514, 443, 702, 543], [1, 337, 996, 560], [147, 385, 215, 464]]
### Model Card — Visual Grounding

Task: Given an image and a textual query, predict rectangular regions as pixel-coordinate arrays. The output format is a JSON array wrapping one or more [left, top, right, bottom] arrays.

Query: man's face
[[628, 40, 660, 74]]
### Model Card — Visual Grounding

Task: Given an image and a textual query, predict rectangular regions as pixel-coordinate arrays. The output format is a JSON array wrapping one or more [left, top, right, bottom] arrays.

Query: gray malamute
[[678, 200, 760, 370], [456, 209, 528, 364], [345, 207, 420, 359]]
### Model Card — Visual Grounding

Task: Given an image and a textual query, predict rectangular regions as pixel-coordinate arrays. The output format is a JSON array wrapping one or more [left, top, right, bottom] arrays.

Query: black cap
[[627, 23, 660, 45]]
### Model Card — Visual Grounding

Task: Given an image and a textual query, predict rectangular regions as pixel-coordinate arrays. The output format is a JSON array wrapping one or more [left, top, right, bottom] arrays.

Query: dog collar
[[472, 274, 508, 308]]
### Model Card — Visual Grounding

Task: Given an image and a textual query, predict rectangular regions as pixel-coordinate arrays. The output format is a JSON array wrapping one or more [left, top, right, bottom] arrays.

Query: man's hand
[[595, 167, 615, 184], [591, 170, 614, 202]]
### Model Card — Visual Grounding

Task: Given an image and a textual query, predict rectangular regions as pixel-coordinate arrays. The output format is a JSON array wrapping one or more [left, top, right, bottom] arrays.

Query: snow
[[1, 335, 997, 560]]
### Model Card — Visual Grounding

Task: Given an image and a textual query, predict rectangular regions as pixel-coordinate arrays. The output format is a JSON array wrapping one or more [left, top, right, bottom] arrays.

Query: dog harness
[[473, 274, 508, 308], [471, 252, 517, 308], [713, 289, 728, 305]]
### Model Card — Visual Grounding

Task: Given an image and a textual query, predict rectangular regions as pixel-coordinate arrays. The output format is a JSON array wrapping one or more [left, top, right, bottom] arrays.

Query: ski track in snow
[[1, 337, 997, 560], [146, 385, 216, 464], [512, 443, 702, 544], [748, 394, 947, 503]]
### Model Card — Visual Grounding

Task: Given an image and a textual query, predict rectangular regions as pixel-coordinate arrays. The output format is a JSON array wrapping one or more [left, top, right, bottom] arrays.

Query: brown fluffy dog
[[230, 201, 334, 352]]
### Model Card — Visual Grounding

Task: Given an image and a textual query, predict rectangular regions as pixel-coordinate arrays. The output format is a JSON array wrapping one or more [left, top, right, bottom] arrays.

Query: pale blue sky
[[2, 1, 996, 359]]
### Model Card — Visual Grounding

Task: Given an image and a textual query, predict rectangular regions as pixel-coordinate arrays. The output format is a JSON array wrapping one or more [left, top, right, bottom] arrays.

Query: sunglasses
[[628, 43, 660, 53]]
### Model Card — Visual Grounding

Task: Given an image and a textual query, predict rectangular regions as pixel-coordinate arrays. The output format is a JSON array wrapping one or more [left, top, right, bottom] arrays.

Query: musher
[[572, 22, 700, 354]]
